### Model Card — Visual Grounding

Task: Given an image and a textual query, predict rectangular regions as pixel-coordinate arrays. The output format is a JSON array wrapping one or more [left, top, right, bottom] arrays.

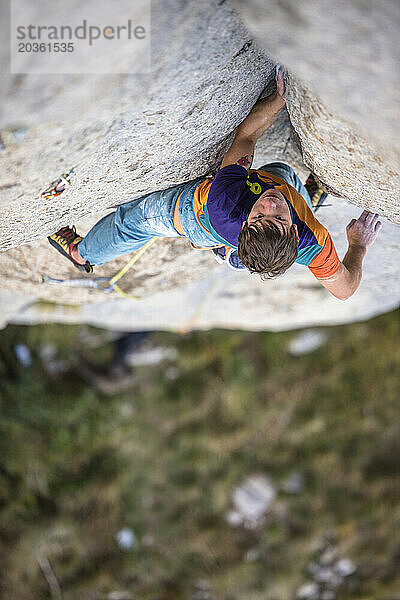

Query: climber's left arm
[[316, 211, 382, 300], [221, 66, 286, 170]]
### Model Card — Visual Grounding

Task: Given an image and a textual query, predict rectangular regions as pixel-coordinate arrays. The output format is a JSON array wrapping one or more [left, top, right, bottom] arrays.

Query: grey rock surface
[[230, 0, 400, 161], [286, 75, 400, 224]]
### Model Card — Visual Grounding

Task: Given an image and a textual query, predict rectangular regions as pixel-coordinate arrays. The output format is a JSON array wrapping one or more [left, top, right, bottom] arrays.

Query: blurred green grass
[[0, 309, 399, 600]]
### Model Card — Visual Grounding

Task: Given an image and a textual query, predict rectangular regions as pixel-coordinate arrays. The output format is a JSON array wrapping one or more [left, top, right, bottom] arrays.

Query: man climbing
[[48, 66, 382, 301]]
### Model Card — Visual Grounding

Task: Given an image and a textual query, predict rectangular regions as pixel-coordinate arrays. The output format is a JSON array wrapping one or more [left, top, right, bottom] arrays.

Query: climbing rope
[[104, 236, 157, 299], [108, 237, 157, 290]]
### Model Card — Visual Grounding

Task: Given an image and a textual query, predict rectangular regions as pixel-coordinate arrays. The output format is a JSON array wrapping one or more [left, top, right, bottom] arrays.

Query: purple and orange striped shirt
[[191, 164, 340, 279]]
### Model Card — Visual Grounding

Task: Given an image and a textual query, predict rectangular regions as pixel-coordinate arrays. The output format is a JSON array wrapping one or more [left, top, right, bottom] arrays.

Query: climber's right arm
[[221, 66, 286, 170], [316, 211, 382, 300]]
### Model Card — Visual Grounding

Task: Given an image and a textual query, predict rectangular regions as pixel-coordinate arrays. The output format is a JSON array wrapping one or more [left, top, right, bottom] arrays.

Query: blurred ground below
[[0, 310, 399, 600]]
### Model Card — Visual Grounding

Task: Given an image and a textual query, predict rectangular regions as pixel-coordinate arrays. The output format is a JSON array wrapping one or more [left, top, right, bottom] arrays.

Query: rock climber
[[48, 65, 382, 300]]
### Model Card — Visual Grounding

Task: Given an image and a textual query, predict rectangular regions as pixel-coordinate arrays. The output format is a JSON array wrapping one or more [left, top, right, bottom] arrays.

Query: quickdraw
[[41, 275, 110, 290], [41, 167, 75, 199]]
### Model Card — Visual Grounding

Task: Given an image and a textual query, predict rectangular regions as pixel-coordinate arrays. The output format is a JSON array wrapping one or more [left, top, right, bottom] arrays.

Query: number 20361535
[[18, 42, 74, 52]]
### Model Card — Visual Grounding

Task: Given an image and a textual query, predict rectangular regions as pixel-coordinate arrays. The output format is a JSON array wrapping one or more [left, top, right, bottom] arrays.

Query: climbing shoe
[[212, 246, 246, 271], [47, 226, 94, 273], [305, 173, 328, 212]]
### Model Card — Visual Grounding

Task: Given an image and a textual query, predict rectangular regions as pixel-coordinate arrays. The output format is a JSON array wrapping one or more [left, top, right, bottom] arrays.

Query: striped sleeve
[[308, 234, 340, 279]]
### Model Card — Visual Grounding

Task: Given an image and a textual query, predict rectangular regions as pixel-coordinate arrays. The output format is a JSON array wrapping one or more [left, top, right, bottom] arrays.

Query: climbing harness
[[41, 167, 75, 199], [42, 237, 157, 300]]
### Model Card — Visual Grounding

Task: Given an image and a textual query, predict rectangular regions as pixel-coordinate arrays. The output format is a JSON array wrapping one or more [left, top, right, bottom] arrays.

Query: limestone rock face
[[230, 0, 400, 161], [286, 74, 400, 224], [0, 0, 399, 331]]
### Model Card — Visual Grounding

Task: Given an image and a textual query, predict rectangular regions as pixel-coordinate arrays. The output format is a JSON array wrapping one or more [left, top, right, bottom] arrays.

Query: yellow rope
[[108, 237, 157, 299], [111, 284, 141, 301]]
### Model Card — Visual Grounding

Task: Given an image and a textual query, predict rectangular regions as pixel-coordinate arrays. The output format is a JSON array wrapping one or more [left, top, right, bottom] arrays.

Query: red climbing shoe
[[305, 173, 328, 212], [47, 226, 94, 273]]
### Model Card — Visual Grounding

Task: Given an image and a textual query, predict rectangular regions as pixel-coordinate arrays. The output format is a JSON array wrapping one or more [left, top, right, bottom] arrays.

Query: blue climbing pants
[[78, 177, 217, 265]]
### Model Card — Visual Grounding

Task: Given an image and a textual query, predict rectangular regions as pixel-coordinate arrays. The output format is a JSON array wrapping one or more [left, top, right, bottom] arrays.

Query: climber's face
[[246, 189, 293, 234]]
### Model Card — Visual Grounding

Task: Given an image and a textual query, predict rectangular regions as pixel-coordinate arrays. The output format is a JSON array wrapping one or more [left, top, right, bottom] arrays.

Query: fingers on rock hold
[[365, 212, 375, 224]]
